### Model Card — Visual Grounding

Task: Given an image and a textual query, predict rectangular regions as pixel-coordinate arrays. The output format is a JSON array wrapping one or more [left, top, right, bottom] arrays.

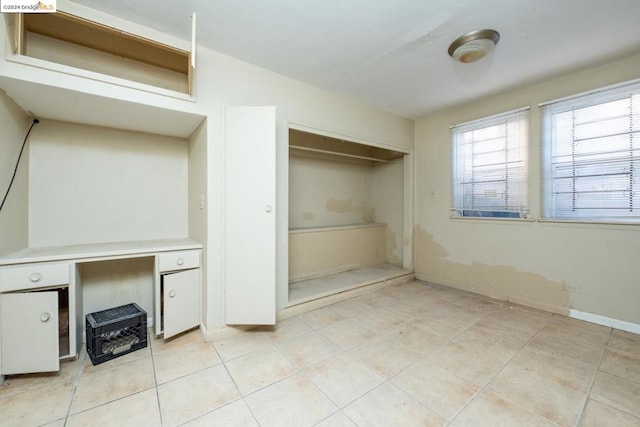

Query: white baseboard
[[570, 309, 640, 334]]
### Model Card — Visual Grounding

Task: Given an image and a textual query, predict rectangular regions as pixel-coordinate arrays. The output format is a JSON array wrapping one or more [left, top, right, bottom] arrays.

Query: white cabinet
[[1, 292, 60, 374], [0, 240, 202, 376], [156, 250, 201, 338], [162, 269, 200, 338], [0, 262, 77, 375]]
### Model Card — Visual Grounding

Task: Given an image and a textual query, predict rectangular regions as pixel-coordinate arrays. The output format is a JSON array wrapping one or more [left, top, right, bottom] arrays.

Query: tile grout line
[[376, 295, 503, 424], [213, 339, 264, 427], [148, 334, 164, 426], [574, 327, 613, 426], [445, 309, 560, 426], [62, 350, 88, 426]]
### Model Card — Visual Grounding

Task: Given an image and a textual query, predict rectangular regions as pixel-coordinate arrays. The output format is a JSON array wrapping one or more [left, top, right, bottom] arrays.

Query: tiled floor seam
[[377, 305, 491, 424], [574, 328, 614, 426], [446, 315, 557, 426], [215, 346, 264, 426], [149, 339, 164, 426], [62, 350, 88, 426], [585, 398, 640, 422]]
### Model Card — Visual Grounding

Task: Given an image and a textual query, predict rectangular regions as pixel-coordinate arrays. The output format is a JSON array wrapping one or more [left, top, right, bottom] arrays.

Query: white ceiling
[[70, 0, 640, 119]]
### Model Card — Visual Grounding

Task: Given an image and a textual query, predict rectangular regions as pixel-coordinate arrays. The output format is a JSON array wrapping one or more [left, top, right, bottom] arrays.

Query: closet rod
[[289, 145, 390, 163]]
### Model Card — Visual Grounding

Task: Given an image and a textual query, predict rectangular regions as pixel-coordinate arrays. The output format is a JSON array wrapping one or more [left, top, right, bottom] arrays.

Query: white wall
[[0, 8, 415, 332], [0, 90, 30, 255], [79, 257, 155, 321], [414, 53, 640, 325], [28, 120, 189, 247], [372, 159, 403, 265], [289, 154, 374, 228], [196, 46, 414, 328]]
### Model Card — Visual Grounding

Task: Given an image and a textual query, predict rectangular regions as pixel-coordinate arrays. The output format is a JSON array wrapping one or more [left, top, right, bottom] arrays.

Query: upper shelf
[[289, 128, 405, 164], [10, 11, 193, 95], [23, 12, 190, 75], [1, 9, 204, 138]]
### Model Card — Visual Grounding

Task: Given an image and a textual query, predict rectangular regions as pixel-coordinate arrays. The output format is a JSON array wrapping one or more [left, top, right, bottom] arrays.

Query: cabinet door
[[225, 106, 276, 325], [1, 292, 59, 374], [163, 269, 200, 339]]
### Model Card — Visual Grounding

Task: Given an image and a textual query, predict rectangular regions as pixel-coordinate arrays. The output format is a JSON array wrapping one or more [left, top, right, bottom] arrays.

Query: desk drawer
[[0, 263, 70, 292], [158, 250, 200, 273]]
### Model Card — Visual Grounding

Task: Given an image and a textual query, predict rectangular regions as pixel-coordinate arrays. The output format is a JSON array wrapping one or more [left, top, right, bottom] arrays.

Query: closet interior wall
[[288, 129, 407, 304]]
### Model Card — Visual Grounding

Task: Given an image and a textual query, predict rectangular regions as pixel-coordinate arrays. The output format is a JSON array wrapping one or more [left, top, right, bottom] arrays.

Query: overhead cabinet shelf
[[289, 129, 405, 164], [9, 11, 193, 94]]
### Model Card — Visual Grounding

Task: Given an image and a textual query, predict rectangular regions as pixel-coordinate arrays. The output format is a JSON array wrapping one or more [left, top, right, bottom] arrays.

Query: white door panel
[[1, 291, 59, 374], [225, 106, 276, 324], [163, 269, 201, 339]]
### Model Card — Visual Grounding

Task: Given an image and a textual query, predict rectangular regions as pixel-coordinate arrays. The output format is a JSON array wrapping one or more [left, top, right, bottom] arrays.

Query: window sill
[[450, 216, 536, 223], [537, 219, 640, 228]]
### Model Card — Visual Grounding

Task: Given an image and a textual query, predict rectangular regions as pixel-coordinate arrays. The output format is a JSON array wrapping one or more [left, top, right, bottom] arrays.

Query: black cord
[[0, 118, 39, 212]]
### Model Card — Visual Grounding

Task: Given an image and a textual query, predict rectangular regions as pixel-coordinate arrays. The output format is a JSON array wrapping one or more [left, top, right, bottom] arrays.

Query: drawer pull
[[169, 289, 176, 298], [29, 273, 43, 283], [176, 258, 184, 266], [40, 312, 51, 322]]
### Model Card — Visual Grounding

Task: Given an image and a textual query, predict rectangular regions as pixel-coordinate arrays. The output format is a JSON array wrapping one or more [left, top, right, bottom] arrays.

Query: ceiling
[[69, 0, 640, 119]]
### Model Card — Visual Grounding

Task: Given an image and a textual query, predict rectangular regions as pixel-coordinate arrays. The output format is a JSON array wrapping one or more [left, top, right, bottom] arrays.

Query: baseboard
[[416, 273, 640, 335], [570, 309, 640, 334]]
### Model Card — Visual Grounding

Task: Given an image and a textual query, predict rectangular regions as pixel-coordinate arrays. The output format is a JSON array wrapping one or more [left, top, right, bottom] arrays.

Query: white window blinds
[[451, 108, 530, 219], [541, 80, 640, 223]]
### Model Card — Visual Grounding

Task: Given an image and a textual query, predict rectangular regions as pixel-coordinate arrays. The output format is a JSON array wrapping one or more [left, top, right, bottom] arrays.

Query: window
[[451, 108, 530, 219], [541, 80, 640, 223]]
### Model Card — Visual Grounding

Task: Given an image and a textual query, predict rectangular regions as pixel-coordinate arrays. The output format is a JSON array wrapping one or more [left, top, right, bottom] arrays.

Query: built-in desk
[[0, 239, 202, 376]]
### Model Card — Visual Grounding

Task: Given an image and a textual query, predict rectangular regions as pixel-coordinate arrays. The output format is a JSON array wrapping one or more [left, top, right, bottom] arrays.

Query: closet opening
[[288, 128, 412, 306]]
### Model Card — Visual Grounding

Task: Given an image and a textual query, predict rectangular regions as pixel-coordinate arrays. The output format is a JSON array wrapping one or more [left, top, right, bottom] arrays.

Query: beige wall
[[289, 153, 404, 268], [289, 224, 387, 281], [289, 154, 374, 229], [373, 159, 404, 265], [28, 120, 189, 247], [414, 53, 640, 324], [0, 90, 30, 255]]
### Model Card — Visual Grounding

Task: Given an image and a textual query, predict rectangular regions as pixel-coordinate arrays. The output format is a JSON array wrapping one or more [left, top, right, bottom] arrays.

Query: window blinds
[[541, 81, 640, 223], [451, 108, 530, 218]]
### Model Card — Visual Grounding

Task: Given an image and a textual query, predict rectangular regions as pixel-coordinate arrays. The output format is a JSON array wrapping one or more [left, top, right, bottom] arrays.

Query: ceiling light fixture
[[448, 29, 500, 63]]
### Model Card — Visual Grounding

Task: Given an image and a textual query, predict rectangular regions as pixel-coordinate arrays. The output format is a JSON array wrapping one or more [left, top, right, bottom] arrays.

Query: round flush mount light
[[448, 29, 500, 63]]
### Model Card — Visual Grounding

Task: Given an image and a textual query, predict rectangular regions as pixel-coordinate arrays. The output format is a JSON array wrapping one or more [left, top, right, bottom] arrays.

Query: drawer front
[[158, 250, 200, 272], [0, 263, 70, 292]]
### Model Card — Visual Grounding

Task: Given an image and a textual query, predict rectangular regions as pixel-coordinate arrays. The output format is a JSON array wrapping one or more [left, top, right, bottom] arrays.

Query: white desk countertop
[[0, 238, 202, 266]]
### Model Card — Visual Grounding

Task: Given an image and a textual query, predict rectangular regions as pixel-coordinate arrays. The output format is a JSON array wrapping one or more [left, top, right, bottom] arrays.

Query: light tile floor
[[1, 280, 639, 426]]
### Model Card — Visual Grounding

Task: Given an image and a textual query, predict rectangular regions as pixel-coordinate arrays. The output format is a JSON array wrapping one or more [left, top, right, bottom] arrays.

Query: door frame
[[283, 122, 414, 306]]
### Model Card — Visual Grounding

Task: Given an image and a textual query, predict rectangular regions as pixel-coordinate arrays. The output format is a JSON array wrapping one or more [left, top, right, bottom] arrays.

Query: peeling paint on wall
[[386, 228, 401, 265], [414, 226, 571, 315], [326, 197, 374, 222]]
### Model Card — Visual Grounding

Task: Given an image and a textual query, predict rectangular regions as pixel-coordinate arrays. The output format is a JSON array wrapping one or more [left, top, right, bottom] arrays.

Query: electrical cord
[[0, 118, 39, 212]]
